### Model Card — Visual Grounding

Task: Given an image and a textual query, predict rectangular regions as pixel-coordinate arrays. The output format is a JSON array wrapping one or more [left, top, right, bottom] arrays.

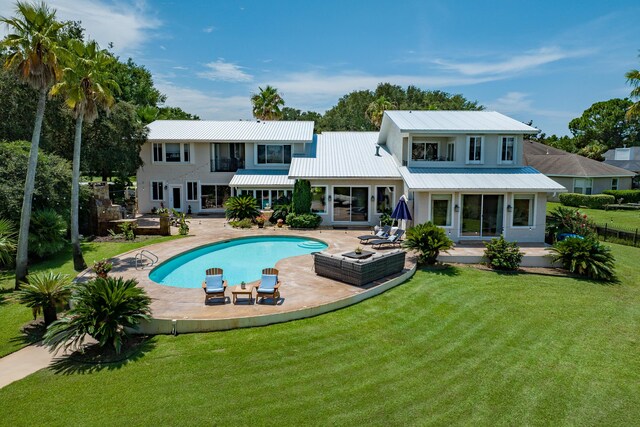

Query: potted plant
[[93, 259, 113, 278], [354, 246, 363, 255], [276, 218, 284, 228], [255, 215, 266, 228], [240, 281, 246, 289]]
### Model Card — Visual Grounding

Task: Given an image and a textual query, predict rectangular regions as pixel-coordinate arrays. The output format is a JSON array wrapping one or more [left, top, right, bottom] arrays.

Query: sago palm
[[251, 85, 284, 120], [0, 219, 17, 266], [50, 39, 118, 271], [16, 271, 72, 326], [366, 96, 396, 129], [0, 1, 66, 288]]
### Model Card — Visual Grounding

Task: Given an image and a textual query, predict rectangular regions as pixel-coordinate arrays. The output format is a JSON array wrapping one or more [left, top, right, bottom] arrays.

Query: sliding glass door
[[461, 194, 504, 238], [333, 187, 369, 222]]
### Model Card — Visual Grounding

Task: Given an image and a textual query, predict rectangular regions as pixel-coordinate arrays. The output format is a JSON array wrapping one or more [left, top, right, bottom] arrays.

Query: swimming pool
[[149, 236, 328, 288]]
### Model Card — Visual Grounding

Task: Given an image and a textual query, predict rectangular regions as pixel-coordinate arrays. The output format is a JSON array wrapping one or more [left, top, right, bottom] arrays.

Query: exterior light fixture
[[454, 204, 460, 212], [507, 204, 513, 212]]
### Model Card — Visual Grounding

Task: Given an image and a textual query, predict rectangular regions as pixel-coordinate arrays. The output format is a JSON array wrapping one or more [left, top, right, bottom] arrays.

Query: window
[[151, 181, 164, 201], [412, 141, 438, 161], [431, 194, 452, 227], [447, 142, 455, 161], [500, 137, 515, 164], [574, 178, 593, 195], [376, 186, 394, 214], [311, 186, 327, 214], [165, 143, 181, 162], [257, 144, 292, 164], [513, 194, 535, 227], [186, 181, 198, 201], [467, 136, 483, 164], [611, 178, 619, 190], [152, 143, 163, 163], [200, 185, 230, 209], [183, 143, 191, 163]]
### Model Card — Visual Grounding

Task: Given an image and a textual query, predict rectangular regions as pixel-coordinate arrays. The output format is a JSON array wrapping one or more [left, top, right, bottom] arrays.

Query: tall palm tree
[[366, 96, 396, 129], [626, 66, 640, 120], [0, 1, 66, 288], [251, 85, 285, 120], [50, 39, 118, 270]]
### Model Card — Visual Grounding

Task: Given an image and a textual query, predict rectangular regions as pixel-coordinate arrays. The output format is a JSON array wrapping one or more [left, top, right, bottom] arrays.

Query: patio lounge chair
[[256, 268, 281, 305], [201, 267, 228, 304], [371, 229, 405, 249], [357, 225, 391, 244]]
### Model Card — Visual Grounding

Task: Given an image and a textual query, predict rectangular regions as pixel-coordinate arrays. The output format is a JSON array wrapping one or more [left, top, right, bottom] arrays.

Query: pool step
[[297, 241, 326, 250]]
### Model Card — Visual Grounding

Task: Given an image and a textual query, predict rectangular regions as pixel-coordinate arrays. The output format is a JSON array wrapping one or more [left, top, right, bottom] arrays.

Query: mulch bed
[[91, 235, 162, 243]]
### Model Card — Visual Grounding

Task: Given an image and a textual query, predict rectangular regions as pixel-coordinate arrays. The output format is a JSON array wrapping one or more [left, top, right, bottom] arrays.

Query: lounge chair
[[201, 267, 228, 304], [371, 229, 405, 249], [256, 268, 281, 305], [357, 225, 392, 244]]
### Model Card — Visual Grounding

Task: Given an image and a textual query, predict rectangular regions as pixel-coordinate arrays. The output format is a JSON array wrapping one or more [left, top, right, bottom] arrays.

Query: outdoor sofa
[[313, 250, 406, 286]]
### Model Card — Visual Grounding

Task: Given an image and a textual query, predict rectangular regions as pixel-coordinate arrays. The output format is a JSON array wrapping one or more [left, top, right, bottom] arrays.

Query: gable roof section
[[147, 120, 314, 142], [523, 140, 635, 178], [399, 166, 566, 192], [289, 132, 401, 179], [379, 111, 538, 143]]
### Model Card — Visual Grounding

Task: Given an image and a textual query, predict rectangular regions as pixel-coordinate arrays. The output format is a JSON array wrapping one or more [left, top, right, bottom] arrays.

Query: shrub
[[292, 179, 312, 215], [0, 218, 17, 266], [402, 222, 454, 265], [271, 201, 292, 223], [172, 211, 190, 235], [92, 259, 113, 277], [119, 221, 137, 240], [602, 189, 640, 204], [546, 206, 597, 239], [550, 237, 616, 281], [379, 209, 394, 227], [28, 208, 67, 258], [559, 193, 615, 209], [16, 271, 72, 326], [483, 235, 524, 271], [224, 196, 260, 220], [285, 213, 322, 229], [44, 277, 152, 354], [229, 218, 253, 229]]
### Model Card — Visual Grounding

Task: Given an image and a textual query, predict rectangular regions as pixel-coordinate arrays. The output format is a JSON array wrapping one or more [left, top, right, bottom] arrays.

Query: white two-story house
[[136, 111, 565, 242]]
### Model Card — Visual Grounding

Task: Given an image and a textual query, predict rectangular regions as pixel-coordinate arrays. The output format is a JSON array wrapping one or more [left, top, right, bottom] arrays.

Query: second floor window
[[152, 142, 190, 163], [412, 142, 438, 161], [467, 136, 483, 164], [153, 143, 163, 162], [500, 137, 515, 164], [165, 143, 181, 162], [257, 144, 292, 164]]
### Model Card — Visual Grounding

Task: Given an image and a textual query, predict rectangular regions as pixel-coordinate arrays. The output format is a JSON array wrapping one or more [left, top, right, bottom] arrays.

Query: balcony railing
[[212, 158, 245, 172]]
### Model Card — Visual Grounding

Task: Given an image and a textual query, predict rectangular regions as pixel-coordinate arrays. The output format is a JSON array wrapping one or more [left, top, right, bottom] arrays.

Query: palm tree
[[0, 1, 66, 288], [251, 85, 285, 120], [366, 96, 396, 129], [16, 271, 72, 326], [626, 65, 640, 120], [50, 39, 118, 271]]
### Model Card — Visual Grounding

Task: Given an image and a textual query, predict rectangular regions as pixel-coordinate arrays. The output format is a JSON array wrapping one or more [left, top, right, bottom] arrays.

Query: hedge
[[559, 193, 615, 209], [602, 189, 640, 204]]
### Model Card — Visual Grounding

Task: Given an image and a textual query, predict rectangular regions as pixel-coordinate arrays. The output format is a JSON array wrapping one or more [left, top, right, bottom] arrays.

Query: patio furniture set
[[202, 267, 281, 305]]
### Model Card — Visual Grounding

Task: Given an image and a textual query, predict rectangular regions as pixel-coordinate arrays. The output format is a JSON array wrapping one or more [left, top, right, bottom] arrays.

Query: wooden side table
[[232, 286, 254, 304]]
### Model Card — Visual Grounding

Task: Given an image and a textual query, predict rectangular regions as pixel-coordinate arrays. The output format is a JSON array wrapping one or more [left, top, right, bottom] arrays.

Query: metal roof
[[399, 166, 567, 192], [379, 111, 538, 143], [229, 169, 295, 188], [289, 132, 402, 179], [147, 120, 314, 142]]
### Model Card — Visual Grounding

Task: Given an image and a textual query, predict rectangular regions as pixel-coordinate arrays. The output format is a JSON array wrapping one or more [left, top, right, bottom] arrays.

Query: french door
[[333, 187, 369, 222], [461, 194, 504, 238]]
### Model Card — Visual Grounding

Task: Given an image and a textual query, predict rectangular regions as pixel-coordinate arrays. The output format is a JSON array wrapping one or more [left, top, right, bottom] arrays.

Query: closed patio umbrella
[[391, 195, 412, 230]]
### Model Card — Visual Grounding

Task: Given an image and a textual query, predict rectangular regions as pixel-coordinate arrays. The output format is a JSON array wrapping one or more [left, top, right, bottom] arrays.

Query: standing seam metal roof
[[228, 169, 295, 188], [147, 120, 314, 142]]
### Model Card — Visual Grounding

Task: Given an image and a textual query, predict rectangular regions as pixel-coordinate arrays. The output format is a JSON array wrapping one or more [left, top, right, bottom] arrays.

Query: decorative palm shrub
[[271, 201, 292, 223], [0, 218, 17, 266], [546, 206, 597, 240], [224, 196, 260, 220], [285, 213, 322, 229], [402, 222, 454, 265], [16, 271, 72, 326], [484, 235, 524, 271], [28, 208, 67, 258], [550, 237, 616, 281], [44, 277, 151, 354]]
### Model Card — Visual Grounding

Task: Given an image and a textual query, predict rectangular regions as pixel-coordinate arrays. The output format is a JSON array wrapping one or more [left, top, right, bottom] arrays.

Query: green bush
[[229, 218, 253, 229], [292, 179, 312, 215], [16, 271, 72, 326], [402, 222, 454, 265], [546, 206, 597, 239], [0, 218, 17, 266], [119, 221, 137, 240], [44, 277, 152, 354], [559, 193, 615, 209], [602, 189, 640, 204], [379, 208, 393, 227], [224, 196, 260, 220], [483, 235, 524, 271], [28, 209, 67, 258], [271, 201, 292, 223], [550, 238, 616, 281], [285, 213, 322, 229]]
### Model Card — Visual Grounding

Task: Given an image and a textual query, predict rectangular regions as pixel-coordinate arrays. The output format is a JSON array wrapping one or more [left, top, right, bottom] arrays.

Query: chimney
[[375, 145, 381, 156]]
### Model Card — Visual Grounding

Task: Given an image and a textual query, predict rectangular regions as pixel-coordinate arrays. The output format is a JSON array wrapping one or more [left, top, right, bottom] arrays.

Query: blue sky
[[1, 0, 639, 135]]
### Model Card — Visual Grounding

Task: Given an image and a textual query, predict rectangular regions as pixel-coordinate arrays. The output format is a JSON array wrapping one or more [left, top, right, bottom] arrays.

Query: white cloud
[[0, 0, 161, 55], [487, 91, 576, 120], [197, 59, 253, 82], [202, 26, 215, 33]]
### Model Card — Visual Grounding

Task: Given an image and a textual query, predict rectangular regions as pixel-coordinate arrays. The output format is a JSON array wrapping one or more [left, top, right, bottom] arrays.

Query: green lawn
[[1, 243, 638, 425], [0, 236, 181, 358], [547, 201, 640, 230]]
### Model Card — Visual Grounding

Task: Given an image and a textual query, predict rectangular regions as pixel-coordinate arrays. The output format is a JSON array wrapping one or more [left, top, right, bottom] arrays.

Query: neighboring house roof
[[602, 160, 640, 173], [378, 110, 538, 143], [229, 169, 294, 188], [289, 132, 402, 179], [523, 140, 635, 178], [399, 166, 566, 192], [147, 120, 314, 142]]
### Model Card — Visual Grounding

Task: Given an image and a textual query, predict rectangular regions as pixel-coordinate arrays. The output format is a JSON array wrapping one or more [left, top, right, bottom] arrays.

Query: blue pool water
[[149, 236, 328, 288]]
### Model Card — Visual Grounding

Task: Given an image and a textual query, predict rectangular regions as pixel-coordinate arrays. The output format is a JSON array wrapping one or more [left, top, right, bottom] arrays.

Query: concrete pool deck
[[91, 217, 417, 333]]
